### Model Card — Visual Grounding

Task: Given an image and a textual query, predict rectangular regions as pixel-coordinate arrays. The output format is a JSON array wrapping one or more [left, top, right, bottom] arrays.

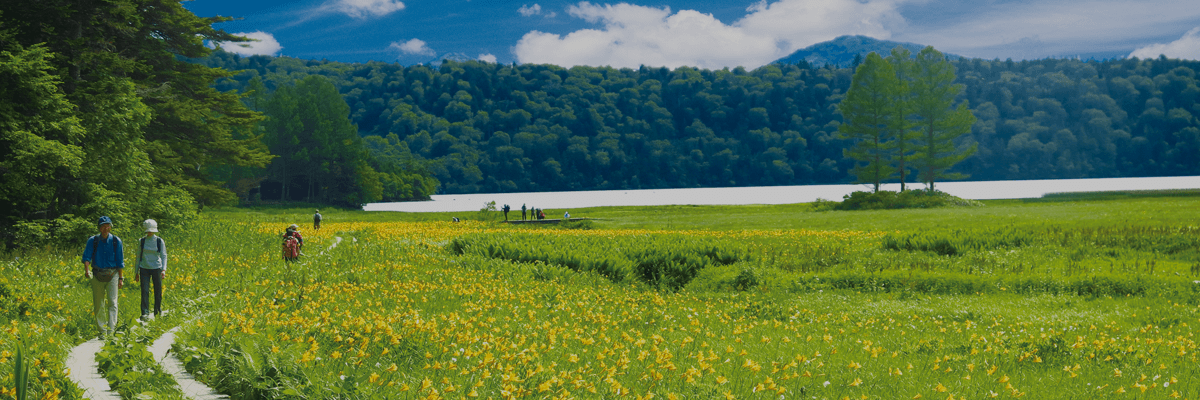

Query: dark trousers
[[139, 268, 164, 316]]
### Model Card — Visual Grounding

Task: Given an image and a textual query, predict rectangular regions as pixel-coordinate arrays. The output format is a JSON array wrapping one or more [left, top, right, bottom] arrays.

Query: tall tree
[[263, 75, 383, 206], [0, 0, 272, 207], [909, 47, 977, 191], [0, 45, 87, 246], [838, 52, 900, 192], [885, 47, 919, 191]]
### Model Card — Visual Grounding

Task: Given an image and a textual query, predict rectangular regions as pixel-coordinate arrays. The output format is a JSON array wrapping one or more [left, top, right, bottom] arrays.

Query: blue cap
[[98, 216, 113, 226]]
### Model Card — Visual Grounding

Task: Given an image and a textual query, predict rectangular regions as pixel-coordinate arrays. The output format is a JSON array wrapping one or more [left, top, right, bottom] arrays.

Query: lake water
[[363, 176, 1200, 213]]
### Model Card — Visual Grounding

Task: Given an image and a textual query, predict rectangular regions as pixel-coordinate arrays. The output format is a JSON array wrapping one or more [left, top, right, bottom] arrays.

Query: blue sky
[[184, 0, 1200, 69]]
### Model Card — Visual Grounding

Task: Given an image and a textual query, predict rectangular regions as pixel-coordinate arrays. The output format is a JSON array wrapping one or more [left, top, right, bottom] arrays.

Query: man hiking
[[314, 210, 323, 230], [82, 216, 124, 338]]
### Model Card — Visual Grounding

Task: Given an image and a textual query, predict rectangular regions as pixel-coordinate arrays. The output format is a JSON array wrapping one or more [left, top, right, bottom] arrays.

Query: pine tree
[[885, 47, 919, 191], [837, 52, 900, 192], [909, 47, 977, 191]]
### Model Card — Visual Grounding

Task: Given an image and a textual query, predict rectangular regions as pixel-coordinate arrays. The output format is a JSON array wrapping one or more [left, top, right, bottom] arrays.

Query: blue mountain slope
[[774, 35, 958, 67]]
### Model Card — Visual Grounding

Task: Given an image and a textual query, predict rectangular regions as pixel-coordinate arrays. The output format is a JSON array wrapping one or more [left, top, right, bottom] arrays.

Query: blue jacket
[[82, 234, 125, 269]]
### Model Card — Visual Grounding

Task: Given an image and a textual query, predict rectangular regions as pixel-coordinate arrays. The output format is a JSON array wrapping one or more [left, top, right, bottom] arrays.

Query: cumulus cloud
[[736, 0, 900, 51], [513, 0, 904, 69], [334, 0, 405, 19], [478, 53, 498, 63], [1130, 27, 1200, 60], [518, 4, 542, 16], [898, 0, 1200, 60], [390, 39, 435, 56], [216, 31, 283, 56]]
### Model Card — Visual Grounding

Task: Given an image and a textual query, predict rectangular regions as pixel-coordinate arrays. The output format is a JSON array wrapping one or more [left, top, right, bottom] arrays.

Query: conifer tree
[[909, 47, 977, 191], [885, 47, 919, 191], [837, 52, 900, 192]]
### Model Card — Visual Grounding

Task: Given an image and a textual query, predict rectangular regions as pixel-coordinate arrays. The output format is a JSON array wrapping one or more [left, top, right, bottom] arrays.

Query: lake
[[363, 176, 1200, 213]]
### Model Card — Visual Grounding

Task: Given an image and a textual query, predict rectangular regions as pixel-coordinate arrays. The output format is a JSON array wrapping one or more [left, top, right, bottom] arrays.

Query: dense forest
[[197, 51, 1200, 194], [0, 1, 432, 249]]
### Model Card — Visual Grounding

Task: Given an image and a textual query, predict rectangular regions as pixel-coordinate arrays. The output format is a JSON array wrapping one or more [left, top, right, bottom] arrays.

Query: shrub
[[836, 189, 983, 211]]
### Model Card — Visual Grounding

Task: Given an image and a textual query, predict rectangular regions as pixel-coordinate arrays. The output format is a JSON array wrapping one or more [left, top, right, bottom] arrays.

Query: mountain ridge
[[774, 35, 958, 67]]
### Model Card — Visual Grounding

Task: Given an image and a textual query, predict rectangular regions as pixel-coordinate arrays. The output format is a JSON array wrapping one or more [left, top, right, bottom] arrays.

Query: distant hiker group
[[517, 204, 546, 220], [282, 210, 323, 261]]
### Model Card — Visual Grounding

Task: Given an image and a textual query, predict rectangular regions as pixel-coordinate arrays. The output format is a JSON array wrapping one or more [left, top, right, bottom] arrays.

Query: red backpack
[[282, 232, 301, 260]]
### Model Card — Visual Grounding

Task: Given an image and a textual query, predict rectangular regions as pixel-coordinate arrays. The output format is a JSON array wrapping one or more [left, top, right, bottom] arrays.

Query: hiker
[[134, 219, 167, 319], [282, 224, 304, 262], [502, 204, 511, 221], [314, 209, 323, 230], [81, 216, 124, 338], [564, 211, 570, 220], [538, 209, 545, 220], [521, 204, 527, 221]]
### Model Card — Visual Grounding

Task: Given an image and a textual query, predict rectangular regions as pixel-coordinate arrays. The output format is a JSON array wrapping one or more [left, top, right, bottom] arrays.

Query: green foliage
[[0, 0, 275, 248], [446, 232, 748, 290], [196, 50, 1200, 193], [261, 75, 387, 207], [882, 227, 1036, 256], [835, 189, 983, 211], [175, 337, 310, 400], [198, 54, 848, 192], [908, 47, 977, 190], [838, 52, 901, 192], [96, 327, 185, 399], [13, 342, 27, 400]]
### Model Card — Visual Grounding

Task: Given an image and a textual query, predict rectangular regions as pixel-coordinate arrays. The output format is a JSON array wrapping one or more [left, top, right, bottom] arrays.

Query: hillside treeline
[[0, 0, 272, 248], [198, 52, 1200, 193], [0, 2, 437, 249]]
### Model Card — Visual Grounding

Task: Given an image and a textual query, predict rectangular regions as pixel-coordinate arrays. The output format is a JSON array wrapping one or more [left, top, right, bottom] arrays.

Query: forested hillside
[[197, 52, 1200, 194]]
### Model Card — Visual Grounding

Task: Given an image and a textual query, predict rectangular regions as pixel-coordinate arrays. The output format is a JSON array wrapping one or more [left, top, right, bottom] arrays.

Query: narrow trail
[[64, 339, 120, 400], [149, 327, 226, 400], [66, 236, 344, 399]]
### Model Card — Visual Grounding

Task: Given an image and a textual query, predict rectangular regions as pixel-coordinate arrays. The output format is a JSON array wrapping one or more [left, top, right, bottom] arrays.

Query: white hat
[[143, 219, 159, 233], [289, 224, 299, 230]]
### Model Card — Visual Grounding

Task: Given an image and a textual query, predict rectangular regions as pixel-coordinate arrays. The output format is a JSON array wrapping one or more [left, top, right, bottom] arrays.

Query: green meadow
[[3, 191, 1200, 399]]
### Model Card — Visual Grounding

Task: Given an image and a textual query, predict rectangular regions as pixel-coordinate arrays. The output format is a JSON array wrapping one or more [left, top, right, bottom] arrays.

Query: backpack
[[138, 236, 164, 268], [90, 234, 120, 282], [283, 232, 301, 260]]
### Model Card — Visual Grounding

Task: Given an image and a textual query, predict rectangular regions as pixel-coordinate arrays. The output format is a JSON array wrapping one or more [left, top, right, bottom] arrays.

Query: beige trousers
[[91, 276, 119, 334]]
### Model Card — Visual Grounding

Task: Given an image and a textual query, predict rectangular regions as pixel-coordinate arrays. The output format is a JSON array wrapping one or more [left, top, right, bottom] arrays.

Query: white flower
[[823, 381, 831, 387]]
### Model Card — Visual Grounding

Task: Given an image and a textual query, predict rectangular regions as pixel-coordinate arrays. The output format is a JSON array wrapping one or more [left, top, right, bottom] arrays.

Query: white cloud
[[513, 0, 905, 70], [334, 0, 405, 19], [896, 0, 1200, 59], [478, 53, 498, 63], [390, 38, 435, 56], [216, 31, 283, 56], [518, 4, 542, 17], [736, 0, 901, 51], [1130, 27, 1200, 60]]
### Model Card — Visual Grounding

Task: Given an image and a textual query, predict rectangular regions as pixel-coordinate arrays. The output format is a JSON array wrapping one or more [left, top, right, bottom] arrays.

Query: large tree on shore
[[837, 52, 900, 192], [909, 47, 977, 191], [885, 47, 919, 191], [839, 46, 977, 193]]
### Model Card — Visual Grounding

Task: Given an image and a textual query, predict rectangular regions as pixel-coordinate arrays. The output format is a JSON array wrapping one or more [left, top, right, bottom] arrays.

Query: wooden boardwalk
[[503, 218, 591, 224]]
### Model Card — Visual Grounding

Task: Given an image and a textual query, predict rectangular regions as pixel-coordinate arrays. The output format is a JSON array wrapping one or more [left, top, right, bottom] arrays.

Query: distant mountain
[[774, 35, 958, 67]]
